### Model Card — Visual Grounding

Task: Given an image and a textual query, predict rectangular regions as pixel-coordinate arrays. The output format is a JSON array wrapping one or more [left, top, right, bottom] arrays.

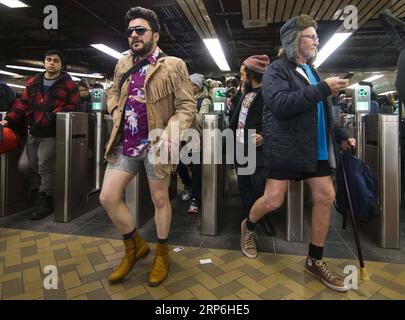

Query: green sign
[[359, 89, 368, 97], [215, 90, 226, 98], [92, 102, 102, 110]]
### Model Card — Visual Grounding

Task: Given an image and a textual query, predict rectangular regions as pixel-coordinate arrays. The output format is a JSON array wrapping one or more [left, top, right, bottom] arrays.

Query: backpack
[[335, 152, 380, 222], [0, 125, 19, 155]]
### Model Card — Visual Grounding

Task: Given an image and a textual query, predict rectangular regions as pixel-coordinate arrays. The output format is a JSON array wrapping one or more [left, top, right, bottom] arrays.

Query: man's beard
[[131, 39, 155, 57]]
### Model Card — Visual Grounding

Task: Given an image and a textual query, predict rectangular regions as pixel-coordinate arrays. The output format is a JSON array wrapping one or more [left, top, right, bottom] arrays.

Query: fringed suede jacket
[[106, 47, 196, 178]]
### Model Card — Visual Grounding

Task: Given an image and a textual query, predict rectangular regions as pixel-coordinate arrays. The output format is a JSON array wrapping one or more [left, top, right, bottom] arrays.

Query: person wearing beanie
[[229, 55, 276, 239], [0, 49, 80, 221], [240, 15, 356, 293], [177, 73, 210, 214]]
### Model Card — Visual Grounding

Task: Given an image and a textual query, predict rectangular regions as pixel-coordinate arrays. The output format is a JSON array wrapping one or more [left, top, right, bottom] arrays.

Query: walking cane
[[339, 149, 369, 281]]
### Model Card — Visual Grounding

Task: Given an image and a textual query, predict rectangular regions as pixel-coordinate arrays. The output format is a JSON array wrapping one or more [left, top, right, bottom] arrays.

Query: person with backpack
[[240, 15, 356, 293], [99, 6, 195, 287]]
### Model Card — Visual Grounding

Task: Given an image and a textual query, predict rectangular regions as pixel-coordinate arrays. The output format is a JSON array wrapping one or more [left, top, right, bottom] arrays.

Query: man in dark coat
[[240, 15, 355, 293]]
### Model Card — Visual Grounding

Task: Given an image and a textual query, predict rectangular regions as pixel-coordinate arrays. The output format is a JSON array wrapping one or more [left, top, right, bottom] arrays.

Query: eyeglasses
[[126, 26, 152, 37], [301, 34, 319, 41]]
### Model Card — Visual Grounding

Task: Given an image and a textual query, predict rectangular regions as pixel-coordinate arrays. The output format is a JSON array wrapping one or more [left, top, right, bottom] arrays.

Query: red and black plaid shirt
[[5, 72, 80, 137]]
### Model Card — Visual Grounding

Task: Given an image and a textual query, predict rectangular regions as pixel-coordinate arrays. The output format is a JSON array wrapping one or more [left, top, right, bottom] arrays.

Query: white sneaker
[[181, 187, 192, 201]]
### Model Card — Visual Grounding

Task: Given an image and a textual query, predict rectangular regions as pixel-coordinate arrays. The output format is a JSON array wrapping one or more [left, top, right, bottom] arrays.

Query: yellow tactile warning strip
[[0, 227, 404, 300]]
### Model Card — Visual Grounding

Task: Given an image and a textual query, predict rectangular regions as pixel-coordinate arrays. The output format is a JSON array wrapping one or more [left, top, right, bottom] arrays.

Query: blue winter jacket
[[262, 56, 350, 172]]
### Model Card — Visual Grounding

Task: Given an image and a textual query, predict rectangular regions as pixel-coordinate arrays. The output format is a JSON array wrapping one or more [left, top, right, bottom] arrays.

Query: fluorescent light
[[6, 83, 25, 89], [203, 39, 230, 72], [378, 90, 396, 95], [6, 65, 104, 79], [363, 74, 384, 82], [0, 69, 22, 77], [0, 0, 28, 8], [68, 72, 104, 79], [91, 44, 123, 60], [347, 83, 359, 89], [70, 76, 81, 81], [313, 32, 352, 68], [6, 65, 43, 72]]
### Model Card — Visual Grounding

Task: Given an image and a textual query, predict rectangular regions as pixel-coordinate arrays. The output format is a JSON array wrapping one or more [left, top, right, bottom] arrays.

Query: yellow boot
[[108, 233, 150, 284], [148, 242, 169, 287]]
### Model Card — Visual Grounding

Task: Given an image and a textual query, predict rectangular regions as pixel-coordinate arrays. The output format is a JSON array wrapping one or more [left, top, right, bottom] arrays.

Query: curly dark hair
[[125, 7, 161, 33]]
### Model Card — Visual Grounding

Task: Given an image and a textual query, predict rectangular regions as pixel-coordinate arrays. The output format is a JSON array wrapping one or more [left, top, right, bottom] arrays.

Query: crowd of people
[[0, 6, 400, 293]]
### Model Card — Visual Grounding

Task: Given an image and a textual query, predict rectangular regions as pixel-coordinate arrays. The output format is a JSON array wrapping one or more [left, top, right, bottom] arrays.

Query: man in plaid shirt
[[0, 49, 80, 219]]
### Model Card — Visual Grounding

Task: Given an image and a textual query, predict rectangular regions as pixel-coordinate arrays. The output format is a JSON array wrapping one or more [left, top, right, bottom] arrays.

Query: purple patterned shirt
[[122, 47, 159, 157]]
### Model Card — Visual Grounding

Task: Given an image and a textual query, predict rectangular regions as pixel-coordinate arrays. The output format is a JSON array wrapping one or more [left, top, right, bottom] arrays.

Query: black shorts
[[267, 161, 332, 181]]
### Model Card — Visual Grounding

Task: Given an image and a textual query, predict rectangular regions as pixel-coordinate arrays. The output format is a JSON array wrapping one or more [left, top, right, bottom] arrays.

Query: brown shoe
[[148, 242, 169, 287], [304, 256, 348, 292], [240, 218, 257, 259], [108, 232, 150, 284]]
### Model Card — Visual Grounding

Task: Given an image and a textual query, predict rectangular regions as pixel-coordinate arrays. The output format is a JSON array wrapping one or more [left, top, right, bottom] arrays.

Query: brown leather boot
[[108, 232, 150, 284], [148, 242, 169, 287]]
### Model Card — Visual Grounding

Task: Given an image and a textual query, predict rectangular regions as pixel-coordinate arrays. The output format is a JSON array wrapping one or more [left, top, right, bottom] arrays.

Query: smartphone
[[0, 124, 3, 143], [342, 72, 354, 80]]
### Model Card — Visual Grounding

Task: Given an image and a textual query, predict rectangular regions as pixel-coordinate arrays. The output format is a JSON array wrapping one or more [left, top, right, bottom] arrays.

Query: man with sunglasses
[[241, 15, 356, 292], [100, 7, 195, 287]]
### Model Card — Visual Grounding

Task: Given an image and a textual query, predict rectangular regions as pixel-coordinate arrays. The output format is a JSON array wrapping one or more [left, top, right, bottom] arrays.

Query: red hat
[[243, 55, 270, 74], [0, 127, 18, 155]]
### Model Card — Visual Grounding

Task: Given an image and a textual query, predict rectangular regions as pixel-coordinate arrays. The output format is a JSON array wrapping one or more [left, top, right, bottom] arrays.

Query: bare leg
[[99, 169, 136, 235], [249, 179, 289, 223], [306, 176, 336, 247], [148, 177, 171, 239]]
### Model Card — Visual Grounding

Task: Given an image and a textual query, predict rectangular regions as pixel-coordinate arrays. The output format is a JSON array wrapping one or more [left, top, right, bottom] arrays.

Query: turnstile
[[363, 114, 400, 249], [286, 181, 304, 242], [55, 112, 89, 222], [0, 112, 31, 216], [201, 114, 229, 235]]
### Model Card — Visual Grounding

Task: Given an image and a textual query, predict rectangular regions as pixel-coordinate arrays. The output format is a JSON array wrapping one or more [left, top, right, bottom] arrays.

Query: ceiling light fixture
[[203, 39, 231, 72], [0, 69, 22, 77], [6, 65, 104, 79], [378, 90, 396, 95], [0, 0, 28, 8], [313, 33, 352, 68], [6, 83, 25, 89], [91, 44, 123, 60], [363, 74, 384, 82]]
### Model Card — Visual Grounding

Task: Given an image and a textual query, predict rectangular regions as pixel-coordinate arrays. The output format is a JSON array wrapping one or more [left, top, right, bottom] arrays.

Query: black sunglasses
[[126, 26, 152, 37]]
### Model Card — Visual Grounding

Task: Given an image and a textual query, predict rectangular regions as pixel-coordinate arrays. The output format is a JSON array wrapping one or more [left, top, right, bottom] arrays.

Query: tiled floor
[[2, 193, 404, 264], [1, 227, 405, 300], [1, 172, 404, 299]]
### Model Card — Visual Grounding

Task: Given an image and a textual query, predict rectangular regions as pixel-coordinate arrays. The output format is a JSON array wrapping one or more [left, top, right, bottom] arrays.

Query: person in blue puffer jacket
[[240, 14, 356, 293]]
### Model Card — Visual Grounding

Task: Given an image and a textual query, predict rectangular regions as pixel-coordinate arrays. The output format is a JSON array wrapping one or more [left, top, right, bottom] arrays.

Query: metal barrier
[[0, 112, 31, 217], [201, 114, 228, 235], [55, 113, 94, 222], [286, 181, 304, 242], [363, 114, 400, 249]]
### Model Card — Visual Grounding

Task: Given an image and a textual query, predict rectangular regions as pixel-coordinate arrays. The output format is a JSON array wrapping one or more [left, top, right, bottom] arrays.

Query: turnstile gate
[[363, 114, 400, 249], [55, 112, 91, 222], [0, 112, 31, 216]]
